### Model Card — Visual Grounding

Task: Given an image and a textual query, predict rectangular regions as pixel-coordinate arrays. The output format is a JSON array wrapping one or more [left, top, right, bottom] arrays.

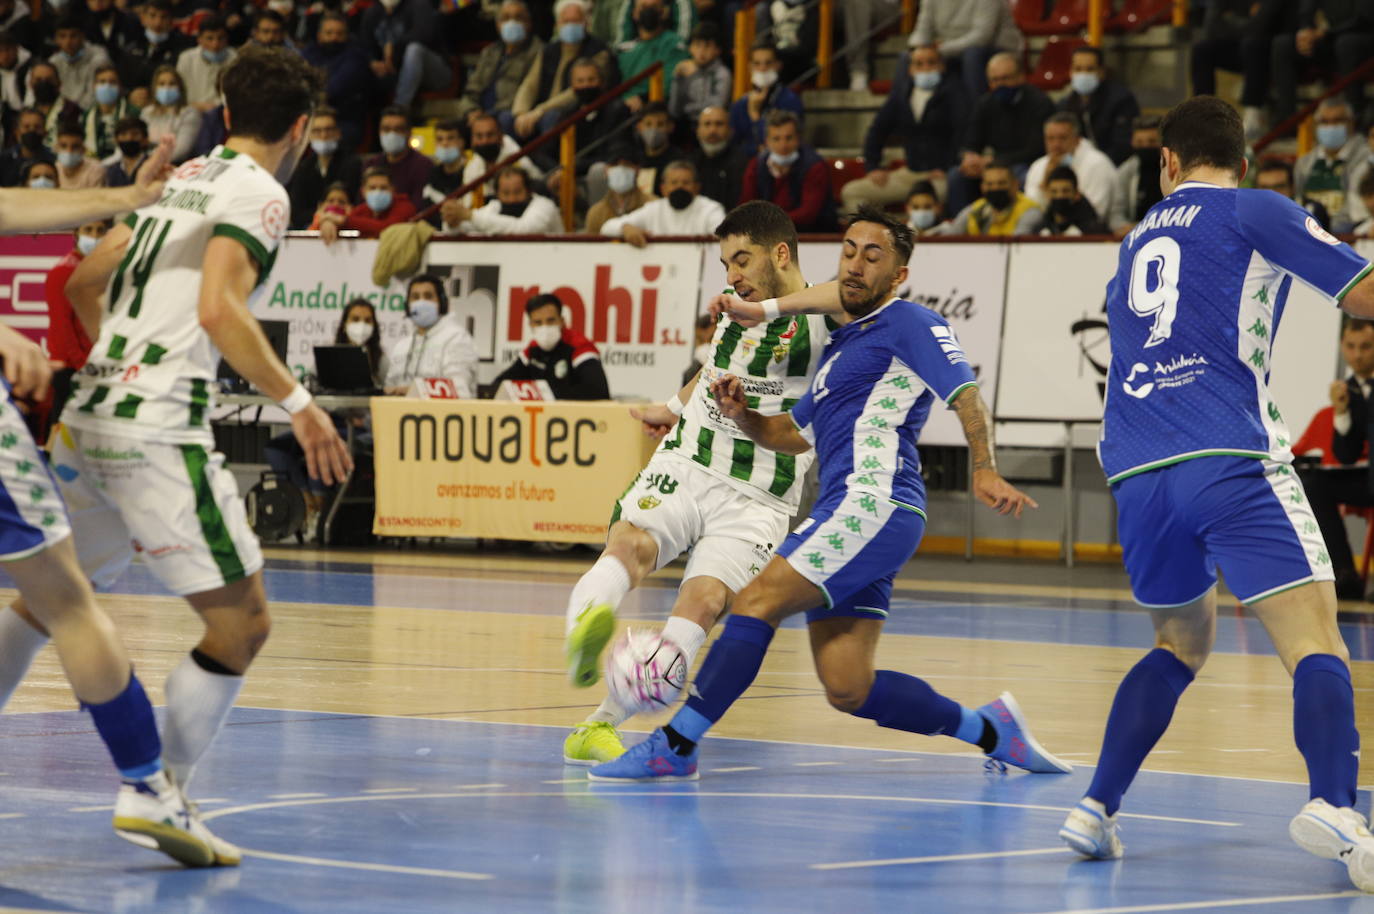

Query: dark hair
[[1131, 113, 1162, 133], [335, 298, 383, 372], [254, 9, 284, 28], [114, 115, 147, 135], [53, 14, 83, 33], [524, 292, 564, 316], [1045, 111, 1081, 134], [663, 159, 697, 182], [1159, 95, 1245, 177], [690, 22, 720, 45], [221, 46, 320, 143], [145, 0, 172, 13], [750, 38, 778, 57], [498, 165, 530, 192], [848, 204, 914, 264], [0, 30, 16, 49], [907, 179, 938, 201], [406, 274, 449, 315], [94, 63, 119, 81], [379, 104, 410, 127], [637, 100, 669, 121], [714, 199, 799, 260], [321, 180, 351, 202], [435, 118, 463, 138], [1256, 157, 1293, 183], [984, 158, 1016, 177], [1047, 165, 1078, 188], [1071, 45, 1103, 66], [312, 105, 338, 123], [318, 10, 347, 28], [199, 14, 228, 33], [765, 108, 800, 132], [20, 159, 55, 182], [362, 164, 392, 183], [569, 55, 603, 79], [55, 119, 82, 141], [1344, 318, 1374, 336], [1360, 169, 1374, 198]]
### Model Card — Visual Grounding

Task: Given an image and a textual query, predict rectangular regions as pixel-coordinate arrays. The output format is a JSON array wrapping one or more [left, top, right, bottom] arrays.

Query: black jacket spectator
[[360, 0, 443, 67], [289, 149, 363, 230], [1057, 78, 1139, 166], [528, 33, 619, 114], [492, 328, 610, 400], [533, 99, 630, 175], [1037, 197, 1108, 235], [115, 27, 192, 94], [302, 39, 374, 152], [963, 84, 1055, 168], [0, 140, 51, 186], [1334, 373, 1374, 487], [863, 68, 969, 173], [688, 142, 749, 209]]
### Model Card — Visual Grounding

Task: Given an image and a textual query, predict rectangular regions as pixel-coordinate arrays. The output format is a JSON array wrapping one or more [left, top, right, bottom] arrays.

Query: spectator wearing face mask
[[616, 0, 689, 115], [421, 119, 469, 226], [1055, 46, 1138, 166], [728, 41, 802, 152], [141, 65, 201, 163], [49, 15, 112, 110], [364, 106, 435, 209], [668, 22, 729, 126], [53, 120, 105, 188], [602, 160, 724, 245], [441, 166, 563, 235], [385, 274, 480, 398], [632, 101, 684, 195], [0, 107, 53, 187], [537, 59, 631, 206], [592, 0, 695, 45], [688, 105, 748, 209], [934, 160, 1040, 236], [493, 293, 610, 400], [19, 158, 58, 190], [27, 63, 81, 148], [176, 16, 234, 112], [115, 0, 192, 102], [513, 0, 619, 142], [362, 0, 450, 109], [102, 116, 147, 187], [310, 182, 353, 231], [81, 65, 133, 160], [1294, 98, 1367, 232], [906, 0, 1021, 98], [288, 106, 363, 229], [1034, 166, 1107, 236], [904, 181, 944, 235], [344, 166, 418, 237], [739, 108, 836, 232], [456, 0, 543, 135], [303, 12, 372, 155], [1108, 114, 1163, 237], [1024, 112, 1115, 226], [463, 111, 545, 197], [586, 152, 650, 234], [44, 218, 110, 426]]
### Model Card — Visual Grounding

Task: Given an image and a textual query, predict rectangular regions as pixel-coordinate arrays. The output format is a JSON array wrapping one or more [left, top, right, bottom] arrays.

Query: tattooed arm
[[951, 386, 1037, 517]]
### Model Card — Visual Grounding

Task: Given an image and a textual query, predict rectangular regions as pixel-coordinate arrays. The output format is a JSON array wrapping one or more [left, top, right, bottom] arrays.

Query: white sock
[[662, 615, 708, 667], [565, 555, 632, 635], [162, 652, 243, 792], [0, 605, 50, 711], [586, 695, 630, 726]]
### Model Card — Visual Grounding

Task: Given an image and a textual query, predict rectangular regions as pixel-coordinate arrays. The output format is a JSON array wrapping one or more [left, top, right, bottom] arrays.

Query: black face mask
[[32, 80, 58, 105], [1048, 197, 1074, 221], [316, 40, 345, 55], [667, 188, 692, 210], [474, 141, 501, 162], [500, 199, 530, 218], [636, 6, 662, 30], [118, 139, 144, 158], [984, 188, 1011, 210], [574, 86, 601, 106], [19, 131, 43, 152]]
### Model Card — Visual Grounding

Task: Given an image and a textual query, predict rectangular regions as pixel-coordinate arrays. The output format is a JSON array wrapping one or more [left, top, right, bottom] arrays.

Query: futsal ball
[[604, 628, 689, 716]]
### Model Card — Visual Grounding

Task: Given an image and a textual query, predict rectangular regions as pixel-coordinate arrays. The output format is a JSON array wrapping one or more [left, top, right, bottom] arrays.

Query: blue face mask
[[1070, 72, 1099, 96], [154, 85, 180, 107], [558, 22, 585, 44], [76, 233, 98, 256], [499, 20, 526, 44], [365, 189, 393, 213], [434, 145, 461, 164], [145, 28, 167, 44], [768, 150, 799, 168], [992, 85, 1018, 105], [202, 47, 230, 64], [913, 70, 939, 91], [908, 208, 936, 230], [1318, 124, 1350, 151], [28, 176, 55, 188], [57, 150, 83, 169], [311, 138, 338, 157], [94, 83, 119, 106], [379, 131, 407, 155], [62, 47, 84, 63], [409, 298, 439, 329]]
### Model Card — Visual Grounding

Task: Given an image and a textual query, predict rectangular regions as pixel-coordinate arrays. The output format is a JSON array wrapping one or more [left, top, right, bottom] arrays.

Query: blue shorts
[[0, 382, 70, 560], [1114, 455, 1332, 607], [777, 489, 926, 624]]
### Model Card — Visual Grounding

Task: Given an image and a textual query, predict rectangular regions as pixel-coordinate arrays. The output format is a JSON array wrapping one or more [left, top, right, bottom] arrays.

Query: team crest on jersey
[[1305, 216, 1340, 245], [637, 495, 661, 510], [772, 319, 798, 363], [261, 200, 287, 241]]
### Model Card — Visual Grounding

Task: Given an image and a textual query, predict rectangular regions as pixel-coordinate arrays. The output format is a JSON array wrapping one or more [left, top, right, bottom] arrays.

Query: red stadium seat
[[1009, 0, 1049, 33], [1106, 0, 1174, 33], [1027, 35, 1088, 91], [830, 157, 868, 200], [1020, 0, 1103, 36]]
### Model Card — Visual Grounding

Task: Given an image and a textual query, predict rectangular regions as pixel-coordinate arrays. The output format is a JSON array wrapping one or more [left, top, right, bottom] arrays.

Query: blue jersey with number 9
[[1097, 182, 1373, 484]]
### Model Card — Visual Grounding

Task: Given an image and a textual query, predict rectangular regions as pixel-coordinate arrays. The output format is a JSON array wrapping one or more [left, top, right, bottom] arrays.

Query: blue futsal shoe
[[979, 691, 1073, 774], [587, 728, 699, 782]]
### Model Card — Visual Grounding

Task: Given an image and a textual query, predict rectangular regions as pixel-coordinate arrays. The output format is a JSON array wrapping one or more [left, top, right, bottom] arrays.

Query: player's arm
[[709, 281, 846, 327], [66, 221, 134, 341], [950, 385, 1037, 518], [630, 366, 700, 438], [1340, 271, 1374, 319], [199, 236, 353, 485], [0, 135, 173, 233], [710, 372, 812, 455]]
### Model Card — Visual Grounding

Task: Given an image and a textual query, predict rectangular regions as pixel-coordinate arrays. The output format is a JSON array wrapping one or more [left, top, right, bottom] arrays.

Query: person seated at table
[[384, 273, 479, 398], [492, 292, 610, 399], [265, 299, 388, 538]]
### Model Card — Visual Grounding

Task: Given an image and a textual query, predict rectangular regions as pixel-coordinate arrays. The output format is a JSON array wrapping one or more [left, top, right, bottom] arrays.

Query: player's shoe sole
[[1059, 798, 1123, 859], [566, 603, 615, 688], [114, 815, 216, 867], [563, 720, 626, 766], [981, 691, 1073, 774]]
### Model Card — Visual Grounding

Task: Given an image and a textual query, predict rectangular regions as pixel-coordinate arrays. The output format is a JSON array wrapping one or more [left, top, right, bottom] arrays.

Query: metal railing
[[1252, 56, 1374, 158]]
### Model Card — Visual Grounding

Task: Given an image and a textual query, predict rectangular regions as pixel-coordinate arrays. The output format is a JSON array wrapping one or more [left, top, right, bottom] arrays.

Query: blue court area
[[0, 707, 1369, 914]]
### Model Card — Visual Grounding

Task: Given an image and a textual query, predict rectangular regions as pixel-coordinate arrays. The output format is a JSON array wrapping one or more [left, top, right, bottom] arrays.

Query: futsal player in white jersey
[[562, 201, 831, 765], [0, 47, 352, 866]]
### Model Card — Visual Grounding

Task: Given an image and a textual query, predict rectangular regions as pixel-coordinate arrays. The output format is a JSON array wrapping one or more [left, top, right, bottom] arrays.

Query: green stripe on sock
[[179, 444, 245, 584]]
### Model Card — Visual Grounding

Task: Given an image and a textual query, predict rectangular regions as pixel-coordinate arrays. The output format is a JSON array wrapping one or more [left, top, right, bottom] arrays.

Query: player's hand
[[709, 291, 763, 327], [1332, 380, 1351, 413], [621, 224, 649, 248], [959, 150, 984, 178], [0, 324, 52, 401], [440, 197, 469, 231], [292, 402, 354, 486], [869, 168, 890, 188], [628, 402, 678, 439], [710, 373, 747, 419], [130, 134, 175, 208], [318, 217, 340, 246], [972, 468, 1038, 518]]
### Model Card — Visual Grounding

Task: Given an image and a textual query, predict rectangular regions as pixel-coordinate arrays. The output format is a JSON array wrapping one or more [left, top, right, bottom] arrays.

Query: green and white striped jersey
[[63, 146, 288, 444], [658, 312, 831, 512]]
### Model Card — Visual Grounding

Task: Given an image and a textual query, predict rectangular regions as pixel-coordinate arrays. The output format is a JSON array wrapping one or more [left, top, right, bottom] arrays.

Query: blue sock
[[851, 670, 966, 739], [83, 673, 162, 780], [667, 615, 775, 744], [1086, 648, 1195, 816], [1293, 653, 1359, 808]]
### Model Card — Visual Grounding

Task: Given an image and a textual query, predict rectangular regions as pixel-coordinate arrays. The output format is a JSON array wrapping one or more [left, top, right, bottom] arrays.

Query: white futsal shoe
[[1059, 797, 1123, 860], [1290, 799, 1374, 892], [112, 770, 241, 867]]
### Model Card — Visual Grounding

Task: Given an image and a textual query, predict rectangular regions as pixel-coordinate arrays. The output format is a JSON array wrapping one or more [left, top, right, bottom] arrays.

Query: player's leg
[[0, 597, 50, 709]]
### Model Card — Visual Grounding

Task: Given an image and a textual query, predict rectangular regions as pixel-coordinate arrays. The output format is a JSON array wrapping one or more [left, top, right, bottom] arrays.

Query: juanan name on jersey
[[1126, 204, 1203, 248]]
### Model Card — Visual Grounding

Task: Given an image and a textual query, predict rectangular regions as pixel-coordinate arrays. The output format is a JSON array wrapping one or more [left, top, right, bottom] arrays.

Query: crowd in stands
[[1, 0, 1373, 241]]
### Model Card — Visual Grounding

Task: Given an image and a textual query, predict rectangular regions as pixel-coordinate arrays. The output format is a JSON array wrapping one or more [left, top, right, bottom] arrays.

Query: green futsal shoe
[[566, 602, 615, 687], [563, 720, 626, 765]]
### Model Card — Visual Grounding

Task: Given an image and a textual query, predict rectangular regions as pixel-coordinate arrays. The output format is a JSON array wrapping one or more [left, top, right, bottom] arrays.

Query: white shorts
[[611, 455, 788, 594], [0, 385, 70, 560], [50, 424, 263, 596]]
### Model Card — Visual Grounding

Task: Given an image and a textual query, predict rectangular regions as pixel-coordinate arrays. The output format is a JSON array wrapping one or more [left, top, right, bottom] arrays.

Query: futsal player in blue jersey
[[589, 206, 1072, 782], [1056, 96, 1374, 892]]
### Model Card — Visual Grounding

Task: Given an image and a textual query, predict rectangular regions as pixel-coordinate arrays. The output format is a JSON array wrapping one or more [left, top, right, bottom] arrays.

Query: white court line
[[268, 793, 327, 800], [241, 848, 492, 881], [1034, 890, 1363, 914], [361, 788, 419, 794], [872, 757, 922, 764], [0, 812, 24, 819], [813, 846, 1066, 871], [1216, 749, 1267, 754], [456, 783, 506, 789], [793, 761, 842, 767], [67, 804, 114, 812], [542, 779, 584, 784], [710, 766, 760, 773]]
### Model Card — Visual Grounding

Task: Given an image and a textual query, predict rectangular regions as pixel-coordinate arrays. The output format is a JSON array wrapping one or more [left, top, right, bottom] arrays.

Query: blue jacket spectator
[[728, 42, 802, 152], [302, 12, 374, 154]]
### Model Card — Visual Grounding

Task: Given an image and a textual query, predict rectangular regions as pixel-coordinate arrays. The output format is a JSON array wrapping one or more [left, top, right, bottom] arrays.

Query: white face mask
[[76, 233, 99, 256], [344, 320, 373, 345], [751, 68, 778, 90], [607, 164, 636, 194], [532, 324, 562, 351], [409, 299, 440, 329]]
